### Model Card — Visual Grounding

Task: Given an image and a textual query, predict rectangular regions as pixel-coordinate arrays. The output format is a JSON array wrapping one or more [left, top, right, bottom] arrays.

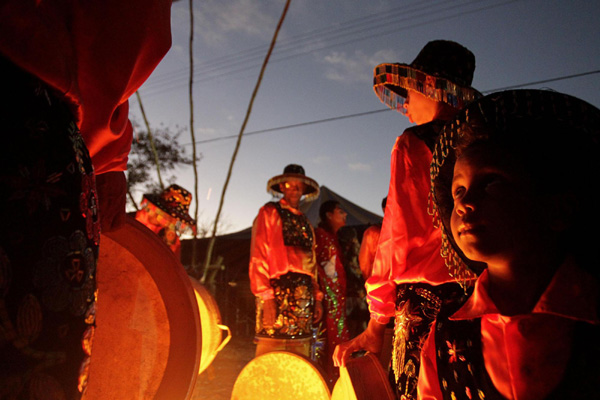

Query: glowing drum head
[[331, 353, 395, 400], [189, 276, 231, 375], [231, 351, 330, 400], [85, 216, 201, 400]]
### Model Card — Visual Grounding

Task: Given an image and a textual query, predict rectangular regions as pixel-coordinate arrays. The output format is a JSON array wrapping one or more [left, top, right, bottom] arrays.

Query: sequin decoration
[[390, 283, 469, 400], [273, 202, 314, 250], [255, 272, 314, 339]]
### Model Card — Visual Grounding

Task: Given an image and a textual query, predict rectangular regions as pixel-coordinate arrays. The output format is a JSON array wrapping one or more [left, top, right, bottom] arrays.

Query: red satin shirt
[[366, 131, 456, 323], [0, 0, 172, 174], [249, 200, 322, 301], [418, 259, 599, 399]]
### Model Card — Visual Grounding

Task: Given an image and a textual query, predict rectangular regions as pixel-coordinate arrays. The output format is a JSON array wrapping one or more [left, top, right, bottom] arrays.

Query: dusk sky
[[129, 0, 600, 234]]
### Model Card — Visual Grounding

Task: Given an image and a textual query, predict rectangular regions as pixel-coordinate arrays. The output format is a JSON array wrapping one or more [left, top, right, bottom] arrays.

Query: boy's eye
[[483, 175, 507, 193], [452, 186, 466, 200]]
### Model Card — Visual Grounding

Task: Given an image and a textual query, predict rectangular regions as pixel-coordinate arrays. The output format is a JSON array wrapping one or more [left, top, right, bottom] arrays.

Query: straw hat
[[267, 164, 319, 201]]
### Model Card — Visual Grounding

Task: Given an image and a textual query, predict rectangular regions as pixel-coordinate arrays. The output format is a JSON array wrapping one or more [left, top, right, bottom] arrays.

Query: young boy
[[422, 89, 600, 399]]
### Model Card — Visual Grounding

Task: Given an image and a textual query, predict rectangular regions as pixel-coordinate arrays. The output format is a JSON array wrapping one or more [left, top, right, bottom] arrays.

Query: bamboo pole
[[201, 0, 292, 283]]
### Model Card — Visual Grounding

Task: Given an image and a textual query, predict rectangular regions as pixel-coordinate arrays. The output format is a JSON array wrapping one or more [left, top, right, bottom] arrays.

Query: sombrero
[[142, 184, 196, 226], [374, 40, 481, 114], [267, 164, 319, 202]]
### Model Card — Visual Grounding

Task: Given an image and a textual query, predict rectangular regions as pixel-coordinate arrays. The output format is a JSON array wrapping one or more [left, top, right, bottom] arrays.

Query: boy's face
[[404, 90, 439, 125], [450, 145, 543, 266]]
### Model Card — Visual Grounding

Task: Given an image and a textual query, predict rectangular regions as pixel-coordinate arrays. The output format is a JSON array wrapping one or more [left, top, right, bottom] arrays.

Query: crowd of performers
[[249, 40, 600, 399], [1, 1, 599, 397]]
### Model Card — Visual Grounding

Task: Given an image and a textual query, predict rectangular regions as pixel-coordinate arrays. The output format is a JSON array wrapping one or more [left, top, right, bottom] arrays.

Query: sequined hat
[[143, 184, 196, 225], [267, 164, 320, 201], [373, 40, 481, 115], [429, 89, 600, 288]]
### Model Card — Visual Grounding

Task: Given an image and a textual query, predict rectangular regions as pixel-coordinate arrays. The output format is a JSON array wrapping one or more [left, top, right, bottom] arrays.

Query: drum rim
[[104, 216, 202, 400]]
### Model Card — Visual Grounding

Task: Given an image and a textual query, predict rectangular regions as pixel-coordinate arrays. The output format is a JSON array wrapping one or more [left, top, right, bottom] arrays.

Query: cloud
[[312, 155, 331, 165], [321, 49, 400, 83], [189, 0, 279, 46], [347, 162, 372, 172]]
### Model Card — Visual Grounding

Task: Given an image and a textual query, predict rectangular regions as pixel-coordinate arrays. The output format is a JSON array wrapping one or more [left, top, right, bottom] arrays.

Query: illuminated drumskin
[[231, 352, 331, 400]]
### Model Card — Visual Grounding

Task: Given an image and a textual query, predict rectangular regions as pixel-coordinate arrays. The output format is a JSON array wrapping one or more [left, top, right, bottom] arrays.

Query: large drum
[[189, 276, 231, 375], [331, 352, 395, 400], [85, 216, 201, 400], [231, 351, 330, 400]]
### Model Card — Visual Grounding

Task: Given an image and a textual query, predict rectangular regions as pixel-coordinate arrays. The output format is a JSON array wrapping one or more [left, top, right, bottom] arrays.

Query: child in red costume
[[421, 89, 600, 399]]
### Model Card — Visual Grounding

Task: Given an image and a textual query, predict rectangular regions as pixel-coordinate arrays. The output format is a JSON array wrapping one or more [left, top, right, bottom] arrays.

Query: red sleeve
[[0, 0, 173, 174], [359, 225, 380, 281], [249, 205, 277, 300], [366, 131, 435, 322]]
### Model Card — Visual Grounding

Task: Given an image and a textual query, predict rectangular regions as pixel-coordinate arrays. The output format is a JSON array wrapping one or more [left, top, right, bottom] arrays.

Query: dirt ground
[[192, 334, 256, 400]]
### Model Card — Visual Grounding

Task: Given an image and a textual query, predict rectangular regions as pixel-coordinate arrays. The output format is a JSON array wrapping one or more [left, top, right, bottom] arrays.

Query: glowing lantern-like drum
[[85, 216, 201, 400], [230, 351, 330, 400], [188, 276, 231, 375], [331, 353, 395, 400]]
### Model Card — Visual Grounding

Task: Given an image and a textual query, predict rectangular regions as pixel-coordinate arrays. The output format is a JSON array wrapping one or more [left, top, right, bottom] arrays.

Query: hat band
[[374, 64, 481, 112]]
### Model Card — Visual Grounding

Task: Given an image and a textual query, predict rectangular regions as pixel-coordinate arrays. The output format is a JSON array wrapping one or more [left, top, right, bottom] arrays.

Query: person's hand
[[262, 298, 277, 327], [313, 300, 323, 323], [96, 171, 127, 233], [322, 255, 337, 278], [333, 319, 386, 367]]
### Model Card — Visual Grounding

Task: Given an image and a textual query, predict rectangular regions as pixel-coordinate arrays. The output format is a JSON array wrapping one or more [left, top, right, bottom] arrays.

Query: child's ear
[[546, 192, 578, 232]]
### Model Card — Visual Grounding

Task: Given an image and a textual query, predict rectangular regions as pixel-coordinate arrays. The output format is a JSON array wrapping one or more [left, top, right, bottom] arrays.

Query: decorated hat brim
[[267, 173, 320, 202], [143, 194, 196, 226], [373, 63, 481, 114]]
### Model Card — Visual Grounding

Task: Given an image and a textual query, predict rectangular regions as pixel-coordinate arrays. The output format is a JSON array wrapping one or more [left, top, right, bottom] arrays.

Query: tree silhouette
[[126, 121, 197, 210]]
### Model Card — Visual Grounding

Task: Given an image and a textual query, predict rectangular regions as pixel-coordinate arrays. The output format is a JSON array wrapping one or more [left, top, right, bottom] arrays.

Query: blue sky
[[129, 0, 600, 234]]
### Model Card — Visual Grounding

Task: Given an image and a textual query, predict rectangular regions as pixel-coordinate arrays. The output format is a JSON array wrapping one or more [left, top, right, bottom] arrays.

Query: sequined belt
[[391, 282, 467, 400], [255, 272, 315, 339]]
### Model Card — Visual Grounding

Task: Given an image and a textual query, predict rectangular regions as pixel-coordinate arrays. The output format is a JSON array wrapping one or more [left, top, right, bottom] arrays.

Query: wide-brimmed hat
[[267, 164, 319, 201], [373, 40, 481, 114], [143, 184, 196, 226], [429, 89, 600, 287]]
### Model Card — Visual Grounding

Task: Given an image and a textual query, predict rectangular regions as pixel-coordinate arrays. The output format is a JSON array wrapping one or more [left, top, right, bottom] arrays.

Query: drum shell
[[85, 217, 201, 400]]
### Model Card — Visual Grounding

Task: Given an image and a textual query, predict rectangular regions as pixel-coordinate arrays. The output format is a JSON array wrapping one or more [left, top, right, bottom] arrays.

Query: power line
[[145, 0, 456, 87], [141, 0, 517, 98], [183, 109, 391, 146], [182, 69, 600, 146], [481, 69, 600, 93]]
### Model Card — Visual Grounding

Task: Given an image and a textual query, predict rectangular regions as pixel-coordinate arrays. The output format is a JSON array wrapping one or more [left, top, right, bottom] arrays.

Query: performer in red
[[135, 184, 196, 258], [0, 2, 171, 398], [334, 41, 481, 399], [249, 164, 323, 358], [358, 196, 387, 281], [315, 200, 350, 382], [421, 89, 600, 399]]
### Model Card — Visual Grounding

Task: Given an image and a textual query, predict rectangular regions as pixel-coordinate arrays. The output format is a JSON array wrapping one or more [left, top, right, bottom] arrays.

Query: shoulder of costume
[[403, 120, 446, 152]]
